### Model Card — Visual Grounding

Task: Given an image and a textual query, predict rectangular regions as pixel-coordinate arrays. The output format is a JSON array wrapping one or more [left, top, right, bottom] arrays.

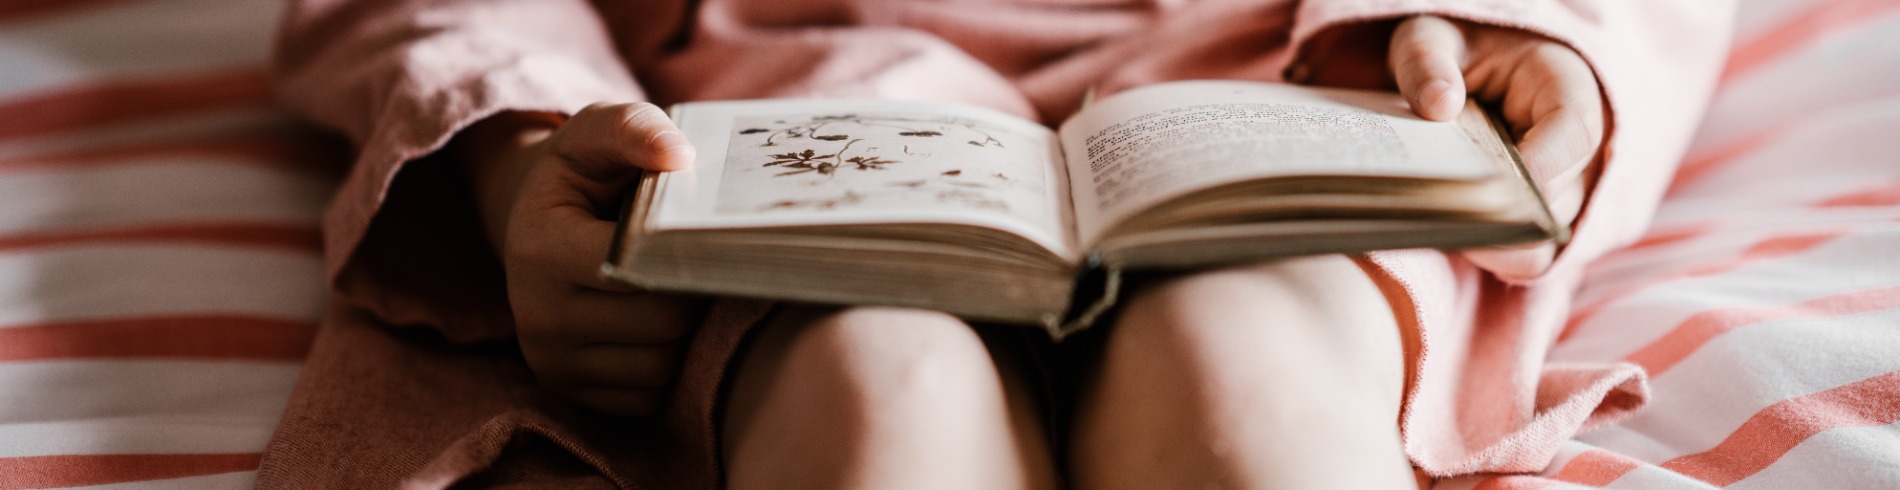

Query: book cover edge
[[1482, 104, 1570, 245]]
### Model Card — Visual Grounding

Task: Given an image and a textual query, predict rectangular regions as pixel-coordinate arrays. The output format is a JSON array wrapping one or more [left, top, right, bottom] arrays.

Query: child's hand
[[456, 103, 707, 417], [1387, 16, 1606, 277]]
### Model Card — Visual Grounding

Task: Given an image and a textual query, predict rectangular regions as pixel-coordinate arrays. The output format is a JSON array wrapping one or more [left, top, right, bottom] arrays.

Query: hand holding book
[[1313, 15, 1607, 279], [606, 80, 1564, 336], [451, 104, 708, 417]]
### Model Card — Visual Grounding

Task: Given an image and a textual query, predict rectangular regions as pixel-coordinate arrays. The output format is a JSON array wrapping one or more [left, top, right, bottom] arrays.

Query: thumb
[[1389, 15, 1468, 121], [552, 102, 697, 180], [1463, 242, 1557, 283]]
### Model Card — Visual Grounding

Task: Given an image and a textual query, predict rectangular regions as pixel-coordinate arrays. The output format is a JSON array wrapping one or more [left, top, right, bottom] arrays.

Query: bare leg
[[723, 306, 1057, 490], [1071, 255, 1416, 489]]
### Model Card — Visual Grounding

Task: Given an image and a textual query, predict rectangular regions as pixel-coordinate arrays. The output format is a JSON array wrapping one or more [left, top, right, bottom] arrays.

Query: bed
[[0, 0, 1894, 488], [0, 0, 327, 487]]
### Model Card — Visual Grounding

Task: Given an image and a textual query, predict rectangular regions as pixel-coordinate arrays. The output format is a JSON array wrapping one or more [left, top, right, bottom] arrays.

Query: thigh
[[1070, 254, 1414, 489], [1112, 254, 1406, 399]]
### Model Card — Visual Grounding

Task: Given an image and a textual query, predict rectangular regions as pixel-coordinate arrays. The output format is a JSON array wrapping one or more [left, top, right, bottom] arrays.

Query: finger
[[1504, 46, 1604, 193], [553, 102, 696, 175], [541, 103, 695, 213], [1389, 16, 1469, 121], [1462, 242, 1557, 281], [531, 343, 685, 390], [1539, 164, 1590, 228], [550, 289, 706, 345], [1515, 101, 1601, 195], [509, 204, 651, 293]]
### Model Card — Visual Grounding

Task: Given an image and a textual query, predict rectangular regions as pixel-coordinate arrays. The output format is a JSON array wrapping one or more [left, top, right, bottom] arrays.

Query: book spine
[[1048, 252, 1121, 340]]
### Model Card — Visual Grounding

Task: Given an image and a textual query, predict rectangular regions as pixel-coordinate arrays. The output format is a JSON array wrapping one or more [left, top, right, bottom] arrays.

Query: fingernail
[[1421, 79, 1457, 118], [648, 130, 696, 170], [649, 130, 692, 151]]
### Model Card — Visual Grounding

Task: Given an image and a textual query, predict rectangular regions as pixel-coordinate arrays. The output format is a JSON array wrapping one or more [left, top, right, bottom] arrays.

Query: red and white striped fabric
[[1444, 0, 1900, 488], [0, 0, 331, 488], [2, 0, 1896, 488]]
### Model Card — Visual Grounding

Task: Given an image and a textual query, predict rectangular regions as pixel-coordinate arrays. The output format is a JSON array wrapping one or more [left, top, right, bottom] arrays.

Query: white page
[[656, 99, 1078, 259], [1059, 81, 1498, 245]]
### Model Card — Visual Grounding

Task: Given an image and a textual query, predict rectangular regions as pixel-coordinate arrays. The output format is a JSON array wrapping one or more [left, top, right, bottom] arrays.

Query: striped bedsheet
[[1451, 0, 1900, 488], [0, 0, 328, 488], [0, 0, 1894, 489]]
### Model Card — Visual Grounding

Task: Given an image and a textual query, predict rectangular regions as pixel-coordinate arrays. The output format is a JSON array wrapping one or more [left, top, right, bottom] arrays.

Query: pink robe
[[259, 0, 1734, 487]]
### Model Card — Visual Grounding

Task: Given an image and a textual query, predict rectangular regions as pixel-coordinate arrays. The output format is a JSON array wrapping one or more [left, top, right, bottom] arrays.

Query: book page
[[1058, 81, 1498, 245], [654, 99, 1077, 258]]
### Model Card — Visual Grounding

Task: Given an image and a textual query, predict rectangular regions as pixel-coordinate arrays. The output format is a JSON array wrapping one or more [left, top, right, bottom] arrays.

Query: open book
[[604, 80, 1560, 337]]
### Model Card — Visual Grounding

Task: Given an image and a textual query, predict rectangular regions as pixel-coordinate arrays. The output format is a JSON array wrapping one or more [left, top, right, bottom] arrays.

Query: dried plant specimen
[[762, 148, 840, 176], [847, 155, 897, 170], [716, 111, 1049, 219], [759, 191, 865, 211]]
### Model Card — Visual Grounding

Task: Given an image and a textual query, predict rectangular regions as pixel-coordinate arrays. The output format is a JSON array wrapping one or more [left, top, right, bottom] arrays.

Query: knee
[[766, 306, 1006, 425], [728, 307, 1053, 489], [1120, 255, 1366, 328], [1112, 254, 1397, 372], [1085, 254, 1407, 436]]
